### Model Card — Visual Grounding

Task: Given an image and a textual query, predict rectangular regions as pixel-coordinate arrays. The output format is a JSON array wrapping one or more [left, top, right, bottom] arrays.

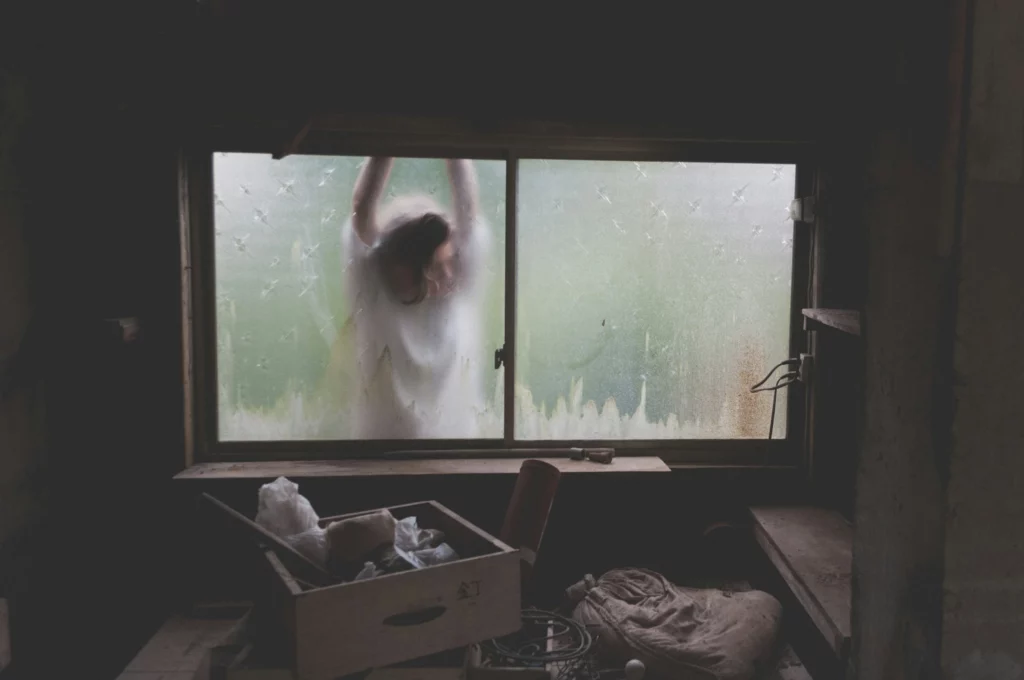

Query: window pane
[[213, 154, 505, 440], [516, 160, 795, 440]]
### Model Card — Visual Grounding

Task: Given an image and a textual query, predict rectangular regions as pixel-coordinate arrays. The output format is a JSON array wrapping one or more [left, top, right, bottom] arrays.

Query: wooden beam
[[802, 308, 861, 336], [174, 456, 670, 480]]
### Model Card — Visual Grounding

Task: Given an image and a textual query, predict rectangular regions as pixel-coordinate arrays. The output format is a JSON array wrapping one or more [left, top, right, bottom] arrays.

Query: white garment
[[342, 208, 490, 439]]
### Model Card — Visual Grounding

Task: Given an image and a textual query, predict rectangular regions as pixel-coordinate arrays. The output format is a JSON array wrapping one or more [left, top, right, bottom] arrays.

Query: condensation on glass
[[515, 160, 796, 440], [212, 154, 506, 440]]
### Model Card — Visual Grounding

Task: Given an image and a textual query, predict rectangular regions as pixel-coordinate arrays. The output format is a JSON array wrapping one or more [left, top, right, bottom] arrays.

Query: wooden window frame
[[180, 117, 817, 467]]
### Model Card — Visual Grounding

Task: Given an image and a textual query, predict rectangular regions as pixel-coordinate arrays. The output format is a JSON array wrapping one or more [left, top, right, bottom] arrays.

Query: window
[[515, 160, 796, 441], [183, 132, 811, 463], [210, 154, 507, 441]]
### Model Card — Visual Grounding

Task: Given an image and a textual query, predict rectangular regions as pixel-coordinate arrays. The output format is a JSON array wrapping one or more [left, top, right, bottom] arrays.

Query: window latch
[[494, 345, 506, 370], [789, 196, 816, 223]]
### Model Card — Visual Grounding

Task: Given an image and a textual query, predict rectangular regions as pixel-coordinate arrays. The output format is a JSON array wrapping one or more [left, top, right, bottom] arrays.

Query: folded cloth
[[570, 568, 782, 680]]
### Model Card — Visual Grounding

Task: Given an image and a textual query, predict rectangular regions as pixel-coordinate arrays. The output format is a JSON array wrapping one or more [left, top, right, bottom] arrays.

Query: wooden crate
[[256, 501, 521, 680]]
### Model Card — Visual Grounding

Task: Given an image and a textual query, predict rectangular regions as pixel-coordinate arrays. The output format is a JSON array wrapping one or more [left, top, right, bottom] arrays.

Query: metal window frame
[[181, 126, 815, 466]]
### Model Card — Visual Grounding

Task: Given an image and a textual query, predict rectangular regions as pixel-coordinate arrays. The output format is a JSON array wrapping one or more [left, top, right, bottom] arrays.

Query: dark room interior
[[2, 3, 1022, 679]]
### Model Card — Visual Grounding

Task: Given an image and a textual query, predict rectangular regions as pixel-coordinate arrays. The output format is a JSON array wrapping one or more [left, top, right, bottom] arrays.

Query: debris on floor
[[251, 476, 460, 582], [566, 568, 783, 680]]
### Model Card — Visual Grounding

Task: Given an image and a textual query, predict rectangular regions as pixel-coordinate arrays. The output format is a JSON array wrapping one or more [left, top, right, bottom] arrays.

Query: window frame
[[181, 123, 817, 466]]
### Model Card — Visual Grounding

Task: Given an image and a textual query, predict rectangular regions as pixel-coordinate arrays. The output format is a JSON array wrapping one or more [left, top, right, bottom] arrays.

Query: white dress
[[342, 206, 490, 439]]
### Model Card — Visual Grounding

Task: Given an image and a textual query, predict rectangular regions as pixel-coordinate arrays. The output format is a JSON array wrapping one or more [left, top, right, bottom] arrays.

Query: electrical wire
[[482, 609, 593, 665], [769, 373, 797, 440], [750, 358, 799, 392], [750, 360, 801, 440]]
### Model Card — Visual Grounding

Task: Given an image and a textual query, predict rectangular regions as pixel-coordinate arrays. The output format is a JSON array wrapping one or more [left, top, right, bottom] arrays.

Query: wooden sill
[[750, 506, 852, 661], [174, 456, 670, 480]]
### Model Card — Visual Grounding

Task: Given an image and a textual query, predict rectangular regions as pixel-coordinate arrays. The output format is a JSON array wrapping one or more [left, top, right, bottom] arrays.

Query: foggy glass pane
[[213, 154, 505, 440], [515, 160, 795, 439]]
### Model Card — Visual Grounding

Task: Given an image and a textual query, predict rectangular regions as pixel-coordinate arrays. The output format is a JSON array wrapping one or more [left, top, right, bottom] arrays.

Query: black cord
[[750, 360, 801, 439], [749, 359, 799, 392], [483, 609, 593, 664], [767, 373, 797, 439]]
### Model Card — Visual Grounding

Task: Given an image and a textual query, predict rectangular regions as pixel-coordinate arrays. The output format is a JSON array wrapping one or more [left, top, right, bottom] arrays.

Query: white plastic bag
[[255, 476, 320, 538], [393, 516, 459, 568], [394, 516, 444, 552], [355, 561, 384, 580], [284, 526, 329, 568], [411, 543, 458, 567]]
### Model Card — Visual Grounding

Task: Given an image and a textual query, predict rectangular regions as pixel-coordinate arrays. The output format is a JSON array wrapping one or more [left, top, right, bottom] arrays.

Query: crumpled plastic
[[255, 476, 327, 568], [250, 477, 459, 580], [283, 526, 329, 568], [393, 515, 459, 569], [355, 561, 384, 580], [255, 476, 319, 536]]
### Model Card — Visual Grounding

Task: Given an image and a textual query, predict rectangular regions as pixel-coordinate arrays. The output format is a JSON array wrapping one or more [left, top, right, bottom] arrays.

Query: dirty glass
[[213, 154, 506, 440], [515, 160, 796, 439]]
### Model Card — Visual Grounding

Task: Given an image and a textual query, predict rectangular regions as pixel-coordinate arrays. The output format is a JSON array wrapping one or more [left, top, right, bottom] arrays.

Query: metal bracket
[[789, 196, 816, 223]]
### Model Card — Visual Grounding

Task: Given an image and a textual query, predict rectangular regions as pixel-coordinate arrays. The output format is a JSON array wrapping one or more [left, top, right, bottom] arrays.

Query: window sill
[[749, 505, 852, 661], [173, 456, 671, 480]]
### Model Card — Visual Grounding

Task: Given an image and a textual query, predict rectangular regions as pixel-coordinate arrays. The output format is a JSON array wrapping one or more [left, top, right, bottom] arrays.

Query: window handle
[[494, 345, 506, 370]]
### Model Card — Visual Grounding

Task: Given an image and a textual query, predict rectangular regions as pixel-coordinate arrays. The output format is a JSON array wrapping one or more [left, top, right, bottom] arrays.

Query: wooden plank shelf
[[802, 308, 861, 336], [750, 506, 852, 662]]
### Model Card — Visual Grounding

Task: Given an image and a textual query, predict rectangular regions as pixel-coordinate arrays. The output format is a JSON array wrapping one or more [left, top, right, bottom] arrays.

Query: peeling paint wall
[[942, 0, 1024, 676]]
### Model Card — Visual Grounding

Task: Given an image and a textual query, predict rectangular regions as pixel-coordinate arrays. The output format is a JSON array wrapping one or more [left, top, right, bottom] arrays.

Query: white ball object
[[624, 659, 645, 680]]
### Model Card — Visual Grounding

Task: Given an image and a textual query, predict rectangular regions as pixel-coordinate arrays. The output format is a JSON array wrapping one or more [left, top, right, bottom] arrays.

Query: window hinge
[[789, 196, 816, 223]]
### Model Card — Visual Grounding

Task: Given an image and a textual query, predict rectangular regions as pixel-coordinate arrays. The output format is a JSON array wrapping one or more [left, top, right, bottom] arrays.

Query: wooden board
[[293, 549, 519, 680], [801, 308, 861, 336], [119, 608, 249, 677], [175, 456, 669, 480], [215, 643, 471, 680], [750, 506, 852, 660]]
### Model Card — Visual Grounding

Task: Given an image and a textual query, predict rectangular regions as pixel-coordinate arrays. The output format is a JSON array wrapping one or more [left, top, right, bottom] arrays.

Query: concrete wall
[[849, 2, 965, 678], [851, 1, 1024, 678], [942, 1, 1024, 676]]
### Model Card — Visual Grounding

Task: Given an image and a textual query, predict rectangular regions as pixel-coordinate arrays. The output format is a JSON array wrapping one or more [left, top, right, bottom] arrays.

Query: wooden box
[[255, 501, 521, 680]]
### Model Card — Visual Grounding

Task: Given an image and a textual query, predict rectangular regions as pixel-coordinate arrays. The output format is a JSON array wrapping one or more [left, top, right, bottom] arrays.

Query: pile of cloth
[[567, 568, 783, 680]]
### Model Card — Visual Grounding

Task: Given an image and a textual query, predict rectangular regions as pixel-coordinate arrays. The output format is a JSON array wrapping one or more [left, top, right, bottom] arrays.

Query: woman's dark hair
[[375, 212, 451, 304]]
